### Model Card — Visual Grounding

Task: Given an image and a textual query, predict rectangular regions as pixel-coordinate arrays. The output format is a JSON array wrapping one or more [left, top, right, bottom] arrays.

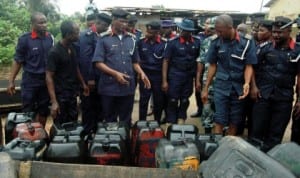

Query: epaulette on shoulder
[[127, 32, 136, 38], [210, 34, 218, 41], [20, 32, 31, 38], [100, 31, 112, 37], [139, 36, 146, 40], [259, 40, 272, 48], [244, 34, 252, 40], [85, 29, 94, 36], [192, 35, 201, 40], [161, 37, 167, 42], [169, 36, 179, 41]]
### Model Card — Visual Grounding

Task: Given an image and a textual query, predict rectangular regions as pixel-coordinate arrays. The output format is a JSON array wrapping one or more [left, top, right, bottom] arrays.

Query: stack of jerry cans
[[131, 120, 164, 167], [267, 142, 300, 177], [200, 136, 296, 178], [94, 122, 130, 165], [88, 134, 125, 165], [155, 138, 200, 171], [44, 122, 86, 163], [3, 138, 47, 161], [5, 112, 34, 143]]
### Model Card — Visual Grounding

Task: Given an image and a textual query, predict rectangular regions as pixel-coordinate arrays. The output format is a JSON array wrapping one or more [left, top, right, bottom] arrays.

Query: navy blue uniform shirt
[[255, 39, 300, 101], [14, 31, 54, 74], [79, 28, 98, 81], [92, 32, 139, 96], [164, 36, 200, 74], [138, 36, 166, 71], [206, 32, 257, 96]]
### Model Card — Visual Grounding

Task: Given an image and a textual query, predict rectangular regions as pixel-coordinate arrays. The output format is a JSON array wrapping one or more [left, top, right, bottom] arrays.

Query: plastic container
[[155, 138, 200, 171], [200, 136, 296, 178], [267, 142, 300, 177]]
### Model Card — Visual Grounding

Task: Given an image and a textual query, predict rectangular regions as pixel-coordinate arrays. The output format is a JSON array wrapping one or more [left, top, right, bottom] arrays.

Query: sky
[[57, 0, 270, 15]]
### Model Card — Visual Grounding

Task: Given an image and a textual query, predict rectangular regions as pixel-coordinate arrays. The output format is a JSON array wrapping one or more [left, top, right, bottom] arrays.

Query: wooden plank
[[28, 161, 199, 178]]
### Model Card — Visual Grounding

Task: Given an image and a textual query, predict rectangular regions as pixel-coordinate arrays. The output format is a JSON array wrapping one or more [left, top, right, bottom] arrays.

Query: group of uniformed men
[[6, 7, 300, 151]]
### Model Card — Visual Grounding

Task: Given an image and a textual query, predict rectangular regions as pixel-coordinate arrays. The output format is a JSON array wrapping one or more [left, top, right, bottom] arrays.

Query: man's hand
[[250, 85, 261, 101], [51, 101, 60, 119], [239, 83, 250, 100], [87, 80, 95, 91], [195, 80, 201, 92], [83, 84, 90, 96], [115, 72, 131, 85], [293, 101, 300, 120], [140, 73, 151, 89], [201, 87, 209, 104], [7, 81, 16, 96], [161, 81, 168, 92]]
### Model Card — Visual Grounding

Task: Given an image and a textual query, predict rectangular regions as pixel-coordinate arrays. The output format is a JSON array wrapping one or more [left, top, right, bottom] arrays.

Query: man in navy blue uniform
[[7, 12, 54, 127], [138, 21, 167, 122], [162, 18, 200, 125], [251, 16, 300, 150], [79, 13, 112, 134], [160, 20, 177, 40], [202, 14, 257, 135], [46, 20, 89, 124], [92, 8, 150, 127], [127, 15, 142, 41]]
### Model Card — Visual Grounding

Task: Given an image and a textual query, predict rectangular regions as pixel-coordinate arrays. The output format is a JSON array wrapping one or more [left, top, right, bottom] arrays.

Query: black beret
[[86, 13, 96, 21], [96, 13, 112, 24], [111, 8, 129, 19], [259, 20, 273, 31], [128, 15, 138, 23], [273, 16, 292, 28], [146, 21, 161, 30]]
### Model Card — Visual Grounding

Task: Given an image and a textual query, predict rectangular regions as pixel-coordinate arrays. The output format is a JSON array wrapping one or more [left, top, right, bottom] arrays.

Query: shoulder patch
[[244, 34, 252, 40]]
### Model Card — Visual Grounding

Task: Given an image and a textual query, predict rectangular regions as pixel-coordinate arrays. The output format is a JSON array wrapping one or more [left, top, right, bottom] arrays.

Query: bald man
[[201, 14, 257, 135]]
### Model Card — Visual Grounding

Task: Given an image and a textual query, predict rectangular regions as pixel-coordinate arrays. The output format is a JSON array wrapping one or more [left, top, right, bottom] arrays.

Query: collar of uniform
[[144, 36, 161, 43], [234, 30, 240, 42], [179, 36, 194, 43], [288, 38, 296, 49], [90, 24, 97, 33], [274, 38, 296, 49], [31, 30, 49, 39]]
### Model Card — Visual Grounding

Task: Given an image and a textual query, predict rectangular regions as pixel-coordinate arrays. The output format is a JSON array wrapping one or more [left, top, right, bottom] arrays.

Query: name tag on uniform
[[32, 47, 38, 51], [142, 48, 148, 51], [179, 47, 185, 50], [218, 50, 225, 53]]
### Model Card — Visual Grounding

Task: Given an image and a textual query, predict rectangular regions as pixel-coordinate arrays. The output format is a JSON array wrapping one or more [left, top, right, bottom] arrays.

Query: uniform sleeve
[[205, 40, 218, 64], [14, 36, 27, 63], [244, 39, 258, 65], [92, 37, 105, 63], [132, 39, 140, 63], [163, 41, 173, 59], [46, 49, 57, 72]]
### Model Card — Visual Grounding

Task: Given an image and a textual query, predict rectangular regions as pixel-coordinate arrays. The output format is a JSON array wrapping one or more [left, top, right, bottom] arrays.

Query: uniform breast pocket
[[29, 49, 41, 67]]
